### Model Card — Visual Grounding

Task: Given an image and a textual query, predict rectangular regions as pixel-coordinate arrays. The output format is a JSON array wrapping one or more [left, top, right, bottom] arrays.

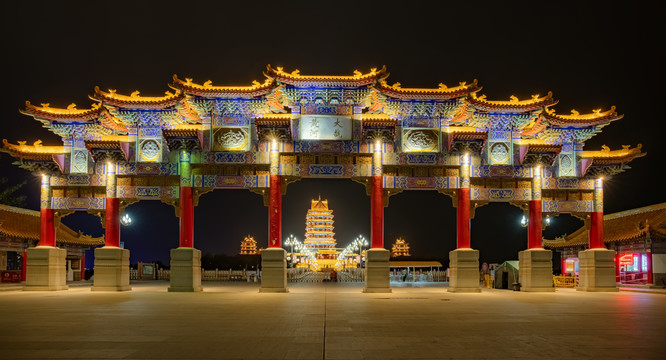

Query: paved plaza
[[0, 282, 664, 359]]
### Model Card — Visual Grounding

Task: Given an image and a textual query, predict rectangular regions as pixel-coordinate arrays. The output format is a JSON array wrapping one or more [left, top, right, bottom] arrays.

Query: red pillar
[[616, 254, 621, 283], [179, 187, 194, 247], [39, 208, 56, 247], [105, 197, 120, 247], [562, 258, 567, 275], [647, 251, 653, 284], [456, 188, 471, 248], [268, 174, 282, 248], [589, 212, 604, 249], [80, 255, 85, 280], [21, 251, 27, 282], [370, 176, 384, 249], [528, 200, 543, 249]]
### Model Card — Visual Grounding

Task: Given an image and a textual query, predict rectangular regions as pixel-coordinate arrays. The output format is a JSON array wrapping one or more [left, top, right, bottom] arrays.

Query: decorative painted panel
[[212, 152, 249, 164], [308, 164, 345, 177], [294, 141, 359, 153], [299, 115, 352, 140], [470, 188, 531, 201], [401, 128, 439, 152], [542, 200, 593, 213], [51, 197, 104, 210], [137, 138, 163, 162], [384, 176, 450, 190], [70, 149, 88, 174], [404, 153, 438, 165], [212, 127, 250, 151]]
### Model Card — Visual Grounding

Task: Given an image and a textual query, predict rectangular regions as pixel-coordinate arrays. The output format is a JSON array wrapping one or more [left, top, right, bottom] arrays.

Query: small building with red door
[[544, 202, 666, 287], [0, 204, 104, 282]]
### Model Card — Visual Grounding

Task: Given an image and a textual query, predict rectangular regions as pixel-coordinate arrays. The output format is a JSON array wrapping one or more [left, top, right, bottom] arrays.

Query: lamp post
[[284, 235, 300, 268], [119, 213, 132, 249], [353, 235, 368, 268]]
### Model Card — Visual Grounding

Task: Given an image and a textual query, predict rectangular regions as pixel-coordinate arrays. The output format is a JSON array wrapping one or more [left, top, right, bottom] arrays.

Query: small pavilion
[[0, 204, 103, 283]]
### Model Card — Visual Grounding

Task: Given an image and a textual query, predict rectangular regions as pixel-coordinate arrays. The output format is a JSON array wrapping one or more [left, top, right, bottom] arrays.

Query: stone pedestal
[[168, 247, 202, 292], [448, 248, 481, 293], [363, 248, 392, 293], [260, 248, 288, 293], [24, 246, 68, 291], [519, 249, 555, 292], [92, 247, 130, 291], [577, 249, 618, 292]]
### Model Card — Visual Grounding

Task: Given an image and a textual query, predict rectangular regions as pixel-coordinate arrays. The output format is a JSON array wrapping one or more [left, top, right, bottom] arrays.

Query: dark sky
[[1, 2, 663, 267]]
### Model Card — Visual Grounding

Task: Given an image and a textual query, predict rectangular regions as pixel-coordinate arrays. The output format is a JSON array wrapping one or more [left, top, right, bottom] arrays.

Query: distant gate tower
[[304, 196, 336, 250]]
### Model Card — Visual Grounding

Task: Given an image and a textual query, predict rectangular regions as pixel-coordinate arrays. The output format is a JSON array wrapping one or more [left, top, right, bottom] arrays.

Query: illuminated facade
[[391, 238, 411, 257], [240, 235, 258, 255], [545, 203, 666, 287], [303, 197, 338, 269], [1, 65, 644, 293], [304, 197, 336, 250]]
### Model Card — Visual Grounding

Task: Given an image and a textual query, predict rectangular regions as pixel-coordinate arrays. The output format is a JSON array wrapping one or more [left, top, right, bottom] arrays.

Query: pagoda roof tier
[[0, 204, 104, 246], [91, 87, 183, 110], [468, 91, 556, 113], [541, 106, 623, 127], [376, 79, 479, 101], [172, 75, 276, 99], [21, 101, 102, 122], [544, 203, 666, 249], [1, 139, 67, 160], [265, 65, 388, 87], [580, 144, 645, 165]]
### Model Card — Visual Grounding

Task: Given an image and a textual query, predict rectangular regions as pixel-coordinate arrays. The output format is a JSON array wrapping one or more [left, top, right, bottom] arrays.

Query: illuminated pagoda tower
[[240, 235, 258, 255], [304, 196, 338, 269], [391, 238, 411, 257]]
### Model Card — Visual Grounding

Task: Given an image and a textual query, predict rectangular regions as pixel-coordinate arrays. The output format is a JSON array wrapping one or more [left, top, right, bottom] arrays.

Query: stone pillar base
[[24, 246, 68, 291], [577, 248, 618, 292], [168, 247, 202, 292], [92, 247, 130, 291], [364, 248, 392, 293], [260, 248, 288, 293], [519, 249, 555, 292], [448, 248, 481, 293]]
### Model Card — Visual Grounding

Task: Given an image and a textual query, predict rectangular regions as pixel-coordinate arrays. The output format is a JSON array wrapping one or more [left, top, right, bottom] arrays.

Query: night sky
[[1, 2, 663, 267]]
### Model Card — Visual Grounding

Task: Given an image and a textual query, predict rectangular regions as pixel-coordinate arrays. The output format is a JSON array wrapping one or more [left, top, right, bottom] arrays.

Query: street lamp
[[520, 215, 551, 228], [120, 213, 132, 226]]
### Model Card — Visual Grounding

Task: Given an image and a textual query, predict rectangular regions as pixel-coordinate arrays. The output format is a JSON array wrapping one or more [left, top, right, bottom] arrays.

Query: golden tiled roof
[[543, 202, 666, 249], [0, 204, 104, 246], [311, 196, 329, 210], [580, 144, 645, 164], [1, 139, 67, 160], [376, 79, 478, 100], [468, 91, 556, 113], [92, 86, 183, 109], [172, 75, 276, 98], [265, 64, 387, 87], [21, 101, 101, 121], [542, 106, 623, 127]]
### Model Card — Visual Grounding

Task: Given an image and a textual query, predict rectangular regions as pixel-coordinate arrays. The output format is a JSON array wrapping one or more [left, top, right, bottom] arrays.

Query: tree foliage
[[0, 177, 27, 207]]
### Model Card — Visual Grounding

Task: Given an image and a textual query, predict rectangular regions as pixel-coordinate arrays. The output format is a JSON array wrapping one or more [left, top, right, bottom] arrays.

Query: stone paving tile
[[0, 283, 665, 359]]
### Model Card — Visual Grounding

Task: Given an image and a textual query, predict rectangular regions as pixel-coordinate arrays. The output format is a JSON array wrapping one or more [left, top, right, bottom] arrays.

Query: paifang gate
[[1, 65, 645, 293]]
